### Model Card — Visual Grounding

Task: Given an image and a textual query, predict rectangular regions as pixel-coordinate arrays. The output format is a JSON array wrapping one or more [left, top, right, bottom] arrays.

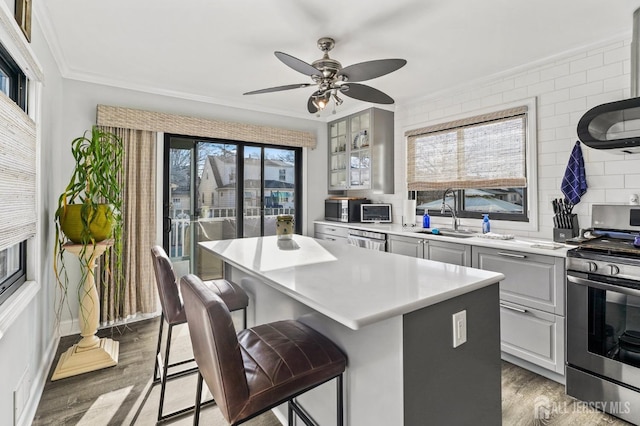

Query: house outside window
[[407, 100, 536, 223]]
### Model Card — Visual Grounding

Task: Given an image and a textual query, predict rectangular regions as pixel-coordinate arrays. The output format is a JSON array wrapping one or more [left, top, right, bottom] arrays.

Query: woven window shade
[[0, 92, 35, 251], [406, 106, 528, 191], [96, 105, 316, 149]]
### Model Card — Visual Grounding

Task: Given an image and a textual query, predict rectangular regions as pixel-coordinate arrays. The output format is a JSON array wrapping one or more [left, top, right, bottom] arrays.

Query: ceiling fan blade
[[340, 83, 395, 104], [243, 83, 313, 95], [337, 59, 407, 82], [275, 51, 321, 77]]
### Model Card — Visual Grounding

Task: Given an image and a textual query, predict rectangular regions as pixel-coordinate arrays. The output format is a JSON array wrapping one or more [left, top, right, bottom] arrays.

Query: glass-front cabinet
[[328, 107, 394, 193]]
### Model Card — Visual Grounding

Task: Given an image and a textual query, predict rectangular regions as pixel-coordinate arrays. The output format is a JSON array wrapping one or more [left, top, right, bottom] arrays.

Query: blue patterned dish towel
[[561, 140, 587, 205]]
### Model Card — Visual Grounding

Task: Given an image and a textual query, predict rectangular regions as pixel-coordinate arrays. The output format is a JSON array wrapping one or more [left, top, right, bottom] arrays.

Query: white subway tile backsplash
[[528, 80, 556, 97], [502, 87, 529, 103], [394, 35, 640, 239], [589, 174, 625, 189], [625, 174, 640, 189], [603, 74, 629, 92], [514, 72, 541, 87], [570, 54, 604, 73], [605, 160, 640, 175], [587, 62, 624, 82], [539, 63, 570, 81], [555, 98, 587, 115], [555, 72, 586, 90], [604, 45, 629, 64], [540, 113, 571, 130], [538, 87, 569, 105], [569, 81, 603, 99]]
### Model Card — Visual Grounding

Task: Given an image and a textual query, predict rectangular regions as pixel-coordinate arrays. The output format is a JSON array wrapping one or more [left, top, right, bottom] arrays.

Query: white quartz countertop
[[315, 220, 572, 258], [200, 235, 504, 330]]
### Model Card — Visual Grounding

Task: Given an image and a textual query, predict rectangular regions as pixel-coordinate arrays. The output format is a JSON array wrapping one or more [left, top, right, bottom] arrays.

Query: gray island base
[[200, 235, 503, 425]]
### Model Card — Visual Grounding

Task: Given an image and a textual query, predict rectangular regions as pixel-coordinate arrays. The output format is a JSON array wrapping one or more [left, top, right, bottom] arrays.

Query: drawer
[[473, 246, 565, 315], [315, 233, 348, 244], [314, 223, 348, 238], [427, 240, 471, 267], [500, 301, 565, 375]]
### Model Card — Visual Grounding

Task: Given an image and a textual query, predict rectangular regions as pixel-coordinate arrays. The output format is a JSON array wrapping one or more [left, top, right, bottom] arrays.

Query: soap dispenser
[[482, 214, 490, 234]]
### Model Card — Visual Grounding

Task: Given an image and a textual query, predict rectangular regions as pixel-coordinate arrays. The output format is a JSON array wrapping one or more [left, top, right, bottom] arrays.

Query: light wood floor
[[33, 317, 631, 425]]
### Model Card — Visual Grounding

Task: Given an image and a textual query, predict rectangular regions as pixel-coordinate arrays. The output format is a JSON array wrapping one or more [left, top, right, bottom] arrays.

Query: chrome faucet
[[441, 188, 459, 230]]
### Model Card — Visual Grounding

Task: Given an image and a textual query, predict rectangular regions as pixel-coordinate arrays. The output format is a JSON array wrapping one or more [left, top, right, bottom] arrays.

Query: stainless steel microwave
[[324, 198, 369, 223]]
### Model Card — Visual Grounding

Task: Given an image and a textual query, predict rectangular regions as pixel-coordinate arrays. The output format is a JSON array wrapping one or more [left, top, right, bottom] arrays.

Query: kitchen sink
[[417, 228, 476, 238]]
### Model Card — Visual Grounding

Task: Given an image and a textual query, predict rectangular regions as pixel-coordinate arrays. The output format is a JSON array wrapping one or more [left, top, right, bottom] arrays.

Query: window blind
[[406, 106, 528, 191], [0, 91, 35, 251]]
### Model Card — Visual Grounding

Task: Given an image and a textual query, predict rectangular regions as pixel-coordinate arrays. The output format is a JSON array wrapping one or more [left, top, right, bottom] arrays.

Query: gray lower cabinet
[[427, 240, 471, 267], [388, 235, 471, 267], [388, 234, 425, 258], [472, 246, 566, 378], [500, 302, 565, 375], [314, 223, 348, 244]]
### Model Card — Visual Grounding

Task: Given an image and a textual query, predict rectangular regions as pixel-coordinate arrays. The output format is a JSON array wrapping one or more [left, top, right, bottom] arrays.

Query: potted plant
[[53, 126, 124, 320]]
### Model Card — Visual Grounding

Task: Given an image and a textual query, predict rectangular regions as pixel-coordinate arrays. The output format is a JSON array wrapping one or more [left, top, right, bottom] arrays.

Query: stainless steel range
[[566, 204, 640, 424]]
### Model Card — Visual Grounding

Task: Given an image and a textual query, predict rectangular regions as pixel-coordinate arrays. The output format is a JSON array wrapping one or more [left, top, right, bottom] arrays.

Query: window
[[407, 102, 534, 222], [279, 169, 286, 181], [0, 42, 29, 308]]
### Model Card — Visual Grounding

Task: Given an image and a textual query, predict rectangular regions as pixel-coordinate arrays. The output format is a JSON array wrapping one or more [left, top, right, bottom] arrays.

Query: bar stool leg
[[158, 323, 174, 421], [287, 401, 294, 426], [153, 313, 165, 383], [337, 374, 344, 426], [194, 372, 203, 426]]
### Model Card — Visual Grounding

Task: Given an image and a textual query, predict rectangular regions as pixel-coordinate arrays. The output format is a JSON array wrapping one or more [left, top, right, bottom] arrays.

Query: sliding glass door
[[164, 136, 301, 279]]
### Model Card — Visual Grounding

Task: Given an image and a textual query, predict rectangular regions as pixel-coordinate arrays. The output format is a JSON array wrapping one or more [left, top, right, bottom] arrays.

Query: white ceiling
[[37, 1, 640, 120]]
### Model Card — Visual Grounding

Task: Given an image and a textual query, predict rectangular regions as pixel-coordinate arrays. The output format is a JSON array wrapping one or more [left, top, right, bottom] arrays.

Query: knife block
[[553, 214, 579, 242]]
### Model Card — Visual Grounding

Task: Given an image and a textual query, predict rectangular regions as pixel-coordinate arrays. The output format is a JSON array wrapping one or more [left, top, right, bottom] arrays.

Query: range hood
[[576, 8, 640, 154]]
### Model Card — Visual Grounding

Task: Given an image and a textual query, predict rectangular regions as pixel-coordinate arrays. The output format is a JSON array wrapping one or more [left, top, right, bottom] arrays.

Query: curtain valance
[[96, 105, 316, 149]]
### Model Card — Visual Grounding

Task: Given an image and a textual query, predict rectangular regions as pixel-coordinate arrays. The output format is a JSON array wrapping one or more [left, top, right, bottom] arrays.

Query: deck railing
[[169, 207, 295, 258]]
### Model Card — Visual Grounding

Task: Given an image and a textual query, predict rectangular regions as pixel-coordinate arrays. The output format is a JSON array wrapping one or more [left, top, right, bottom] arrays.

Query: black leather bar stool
[[150, 246, 249, 423], [180, 274, 347, 426]]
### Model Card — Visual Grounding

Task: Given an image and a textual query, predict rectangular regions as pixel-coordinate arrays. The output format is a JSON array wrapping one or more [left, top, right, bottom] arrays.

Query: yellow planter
[[59, 204, 113, 243]]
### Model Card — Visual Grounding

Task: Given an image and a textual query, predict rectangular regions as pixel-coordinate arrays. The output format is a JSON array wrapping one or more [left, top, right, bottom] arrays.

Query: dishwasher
[[347, 229, 387, 251]]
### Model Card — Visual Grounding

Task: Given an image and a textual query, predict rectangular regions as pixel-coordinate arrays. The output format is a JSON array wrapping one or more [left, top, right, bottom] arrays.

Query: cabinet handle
[[500, 303, 528, 313], [327, 228, 336, 232], [327, 237, 336, 241], [497, 251, 526, 259]]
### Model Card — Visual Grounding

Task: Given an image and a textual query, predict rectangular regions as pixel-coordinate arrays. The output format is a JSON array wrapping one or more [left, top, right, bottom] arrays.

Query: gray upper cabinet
[[328, 107, 394, 193]]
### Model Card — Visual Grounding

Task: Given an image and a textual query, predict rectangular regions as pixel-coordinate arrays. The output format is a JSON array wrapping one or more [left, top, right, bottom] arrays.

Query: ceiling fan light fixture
[[246, 37, 407, 114]]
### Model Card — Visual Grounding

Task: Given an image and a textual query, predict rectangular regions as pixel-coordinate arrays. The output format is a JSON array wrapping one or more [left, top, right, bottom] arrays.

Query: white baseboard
[[18, 332, 60, 426]]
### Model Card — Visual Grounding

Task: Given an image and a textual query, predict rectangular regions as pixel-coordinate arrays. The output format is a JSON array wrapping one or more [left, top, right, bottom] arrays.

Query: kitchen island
[[200, 235, 505, 425]]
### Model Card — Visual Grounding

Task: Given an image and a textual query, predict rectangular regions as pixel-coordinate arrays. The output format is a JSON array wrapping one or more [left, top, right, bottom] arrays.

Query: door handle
[[163, 216, 172, 233], [497, 251, 526, 259], [500, 303, 528, 313]]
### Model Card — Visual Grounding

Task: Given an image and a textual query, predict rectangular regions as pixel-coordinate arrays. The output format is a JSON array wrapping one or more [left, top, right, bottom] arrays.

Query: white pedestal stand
[[52, 240, 119, 380]]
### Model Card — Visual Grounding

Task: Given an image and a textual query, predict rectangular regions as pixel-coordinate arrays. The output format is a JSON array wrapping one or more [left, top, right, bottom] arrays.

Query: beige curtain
[[98, 127, 158, 323]]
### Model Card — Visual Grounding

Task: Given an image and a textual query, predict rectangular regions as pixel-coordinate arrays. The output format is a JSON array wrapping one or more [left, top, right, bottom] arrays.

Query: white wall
[[54, 80, 326, 329], [371, 36, 640, 239], [0, 3, 65, 425]]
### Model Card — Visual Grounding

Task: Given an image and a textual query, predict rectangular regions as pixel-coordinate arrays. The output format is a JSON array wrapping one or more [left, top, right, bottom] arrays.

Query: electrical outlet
[[452, 310, 467, 348]]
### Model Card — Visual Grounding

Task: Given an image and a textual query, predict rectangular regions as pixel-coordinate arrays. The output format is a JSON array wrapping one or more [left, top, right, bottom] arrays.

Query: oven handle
[[567, 275, 640, 298]]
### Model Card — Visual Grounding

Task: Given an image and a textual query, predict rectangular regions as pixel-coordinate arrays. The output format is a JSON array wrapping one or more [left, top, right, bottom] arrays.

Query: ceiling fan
[[243, 37, 407, 114]]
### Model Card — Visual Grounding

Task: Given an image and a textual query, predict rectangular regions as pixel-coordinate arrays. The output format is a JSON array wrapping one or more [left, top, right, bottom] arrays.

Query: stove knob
[[608, 264, 620, 275], [586, 261, 598, 272]]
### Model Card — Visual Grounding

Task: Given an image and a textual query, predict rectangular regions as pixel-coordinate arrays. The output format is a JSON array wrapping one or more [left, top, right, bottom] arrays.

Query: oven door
[[567, 272, 640, 389]]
